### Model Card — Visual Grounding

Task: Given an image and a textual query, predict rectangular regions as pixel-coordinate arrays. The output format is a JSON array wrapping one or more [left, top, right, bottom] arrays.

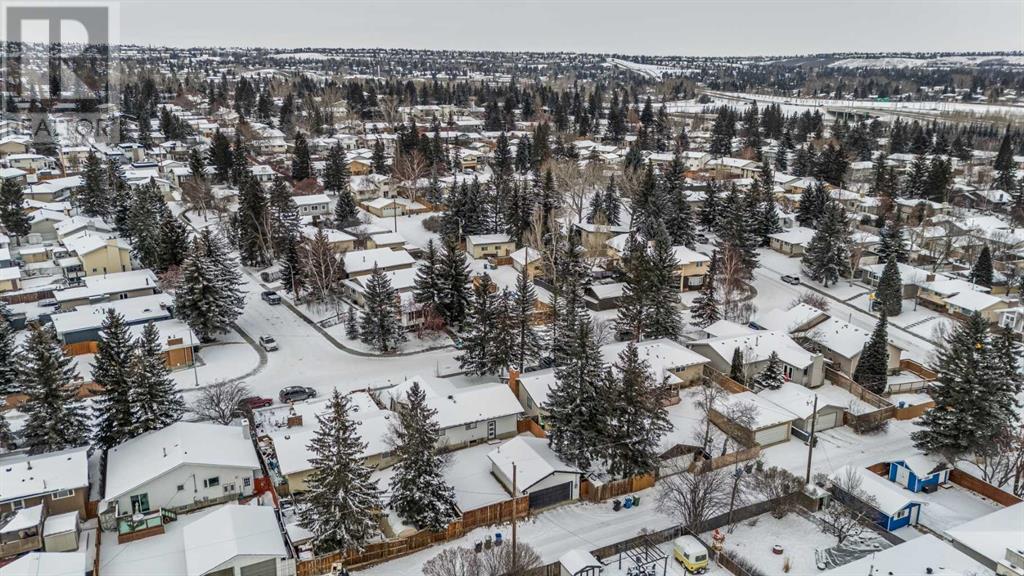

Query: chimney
[[25, 460, 31, 470], [507, 369, 520, 396], [162, 447, 167, 457], [286, 414, 303, 429]]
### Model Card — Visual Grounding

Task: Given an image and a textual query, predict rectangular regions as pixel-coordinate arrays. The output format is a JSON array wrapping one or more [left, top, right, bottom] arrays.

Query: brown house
[[0, 446, 91, 519]]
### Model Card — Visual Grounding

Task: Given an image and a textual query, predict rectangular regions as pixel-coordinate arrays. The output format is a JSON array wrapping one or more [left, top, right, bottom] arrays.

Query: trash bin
[[623, 496, 633, 509], [495, 532, 503, 546], [632, 494, 640, 506], [613, 499, 622, 511]]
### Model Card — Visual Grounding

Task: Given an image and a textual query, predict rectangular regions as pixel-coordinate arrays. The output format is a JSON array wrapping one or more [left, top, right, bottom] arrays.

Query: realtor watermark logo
[[2, 2, 120, 145]]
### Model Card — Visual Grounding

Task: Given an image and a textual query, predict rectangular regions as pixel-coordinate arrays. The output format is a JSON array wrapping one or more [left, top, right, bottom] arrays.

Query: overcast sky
[[115, 0, 1022, 56]]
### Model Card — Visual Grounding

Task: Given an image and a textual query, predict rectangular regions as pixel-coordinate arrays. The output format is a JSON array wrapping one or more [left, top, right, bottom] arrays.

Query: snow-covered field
[[703, 512, 837, 575]]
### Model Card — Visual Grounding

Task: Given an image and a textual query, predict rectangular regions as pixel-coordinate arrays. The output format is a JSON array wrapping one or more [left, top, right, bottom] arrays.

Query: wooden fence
[[949, 469, 1022, 506], [702, 365, 751, 394], [826, 368, 896, 430], [689, 445, 761, 474], [516, 418, 546, 438], [899, 358, 938, 381], [580, 474, 655, 502], [294, 497, 528, 575]]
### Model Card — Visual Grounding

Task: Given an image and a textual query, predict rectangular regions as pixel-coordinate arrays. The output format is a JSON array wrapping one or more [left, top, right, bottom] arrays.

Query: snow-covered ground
[[703, 512, 837, 575]]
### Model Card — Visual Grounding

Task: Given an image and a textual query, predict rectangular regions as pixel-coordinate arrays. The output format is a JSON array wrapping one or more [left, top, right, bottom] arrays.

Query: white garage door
[[755, 425, 789, 446], [812, 411, 839, 431]]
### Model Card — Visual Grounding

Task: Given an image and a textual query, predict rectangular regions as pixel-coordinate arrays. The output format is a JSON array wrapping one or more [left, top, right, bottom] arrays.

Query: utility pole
[[805, 394, 819, 485], [511, 462, 518, 571]]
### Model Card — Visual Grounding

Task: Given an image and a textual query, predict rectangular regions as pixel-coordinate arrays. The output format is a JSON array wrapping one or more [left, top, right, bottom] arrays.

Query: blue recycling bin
[[623, 496, 634, 509]]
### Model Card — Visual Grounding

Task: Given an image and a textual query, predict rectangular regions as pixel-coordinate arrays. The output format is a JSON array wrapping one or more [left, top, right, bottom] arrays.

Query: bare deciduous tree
[[421, 542, 541, 576], [969, 425, 1024, 497], [302, 231, 345, 313], [191, 380, 252, 424], [821, 467, 878, 544], [658, 466, 731, 533], [789, 291, 830, 313], [751, 463, 800, 518]]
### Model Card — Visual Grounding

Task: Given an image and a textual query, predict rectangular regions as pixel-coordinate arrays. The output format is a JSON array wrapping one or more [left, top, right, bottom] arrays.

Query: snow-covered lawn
[[361, 486, 678, 575], [760, 421, 919, 479], [172, 339, 261, 391], [703, 512, 835, 576], [915, 485, 1004, 533]]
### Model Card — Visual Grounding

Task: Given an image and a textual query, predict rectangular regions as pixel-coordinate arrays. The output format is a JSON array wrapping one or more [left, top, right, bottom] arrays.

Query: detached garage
[[488, 436, 582, 510], [182, 505, 287, 576], [713, 391, 796, 447], [757, 382, 845, 434]]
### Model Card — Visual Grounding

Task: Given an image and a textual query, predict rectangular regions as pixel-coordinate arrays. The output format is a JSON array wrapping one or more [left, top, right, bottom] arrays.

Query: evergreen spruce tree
[[371, 139, 388, 174], [552, 232, 592, 366], [299, 390, 382, 554], [752, 351, 785, 390], [992, 328, 1023, 392], [230, 132, 250, 187], [131, 322, 185, 435], [78, 152, 110, 217], [993, 128, 1017, 192], [698, 183, 721, 231], [912, 312, 1020, 462], [876, 216, 909, 264], [209, 130, 234, 183], [796, 181, 828, 228], [0, 304, 17, 396], [604, 343, 671, 478], [236, 175, 270, 267], [92, 310, 139, 449], [388, 382, 459, 531], [970, 245, 994, 288], [291, 132, 312, 181], [689, 250, 721, 328], [508, 271, 542, 371], [716, 185, 760, 279], [344, 306, 360, 339], [127, 182, 164, 269], [875, 258, 903, 316], [17, 325, 88, 454], [458, 274, 501, 375], [359, 265, 405, 353], [603, 177, 622, 226], [268, 177, 301, 260], [434, 237, 471, 327], [279, 234, 305, 296], [324, 144, 355, 224], [616, 233, 653, 341], [0, 178, 31, 240], [801, 200, 851, 287], [853, 311, 889, 394], [645, 224, 682, 340], [412, 239, 442, 321], [545, 318, 606, 472], [729, 347, 746, 384], [175, 231, 244, 342], [157, 209, 189, 272]]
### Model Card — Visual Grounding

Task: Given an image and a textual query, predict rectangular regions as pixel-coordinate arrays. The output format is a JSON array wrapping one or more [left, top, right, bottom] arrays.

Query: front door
[[487, 420, 496, 440]]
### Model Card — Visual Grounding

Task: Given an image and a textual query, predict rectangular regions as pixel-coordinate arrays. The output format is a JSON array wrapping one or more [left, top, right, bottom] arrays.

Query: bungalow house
[[428, 384, 522, 449], [365, 231, 407, 251], [342, 248, 415, 277], [0, 135, 30, 157], [707, 157, 759, 179], [574, 222, 631, 256], [830, 466, 923, 532], [602, 339, 710, 388], [860, 262, 948, 300], [51, 293, 175, 348], [27, 209, 69, 242], [820, 535, 991, 576], [6, 154, 57, 173], [511, 246, 543, 279], [944, 503, 1024, 574], [291, 194, 330, 218], [917, 278, 991, 311], [800, 316, 903, 377], [0, 446, 90, 517], [23, 177, 83, 203], [768, 226, 816, 257], [887, 456, 951, 493], [254, 394, 397, 493], [54, 216, 115, 241], [465, 234, 515, 260], [943, 290, 1011, 323], [54, 269, 159, 310], [299, 226, 355, 252], [362, 197, 405, 218], [181, 505, 288, 576], [488, 436, 582, 509], [752, 303, 831, 333], [688, 331, 825, 388], [103, 422, 261, 516]]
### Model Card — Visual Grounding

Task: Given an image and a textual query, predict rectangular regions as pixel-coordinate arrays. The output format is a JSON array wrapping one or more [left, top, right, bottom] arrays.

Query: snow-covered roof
[[671, 245, 711, 266], [573, 222, 630, 235], [300, 225, 355, 244], [0, 446, 89, 503], [558, 550, 602, 575], [466, 233, 513, 246], [182, 505, 287, 576], [944, 502, 1024, 567], [768, 226, 816, 246], [291, 193, 329, 206], [105, 422, 259, 501], [427, 384, 523, 429], [820, 534, 988, 576], [510, 246, 542, 266], [805, 316, 896, 359], [487, 436, 580, 492], [830, 465, 920, 516], [753, 304, 829, 333], [517, 369, 558, 408], [51, 293, 174, 335], [0, 552, 86, 576], [269, 409, 396, 476], [918, 278, 990, 297], [342, 248, 415, 275], [43, 511, 79, 536], [0, 504, 43, 534], [601, 339, 710, 384], [944, 290, 1005, 312], [55, 269, 158, 303], [691, 331, 816, 368], [717, 391, 796, 430], [703, 319, 757, 339]]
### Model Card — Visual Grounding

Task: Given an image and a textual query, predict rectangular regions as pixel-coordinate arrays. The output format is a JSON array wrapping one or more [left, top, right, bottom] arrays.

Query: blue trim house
[[832, 466, 923, 532], [888, 458, 951, 493]]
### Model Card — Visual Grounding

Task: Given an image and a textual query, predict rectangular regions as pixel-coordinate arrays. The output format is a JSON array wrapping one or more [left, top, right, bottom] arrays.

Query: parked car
[[261, 290, 282, 305], [672, 535, 709, 573], [781, 274, 801, 285], [279, 386, 317, 404], [259, 335, 278, 351], [237, 396, 273, 412]]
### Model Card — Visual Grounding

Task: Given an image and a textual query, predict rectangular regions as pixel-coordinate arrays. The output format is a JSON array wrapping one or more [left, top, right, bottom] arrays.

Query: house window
[[203, 476, 220, 489], [51, 489, 74, 500], [223, 483, 237, 493], [894, 507, 910, 520], [243, 477, 251, 488], [11, 499, 25, 510], [118, 293, 129, 300], [130, 493, 150, 513], [176, 484, 185, 492], [465, 422, 478, 430]]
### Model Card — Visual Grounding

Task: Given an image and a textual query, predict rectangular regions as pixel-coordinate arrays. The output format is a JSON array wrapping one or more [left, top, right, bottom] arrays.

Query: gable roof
[[487, 436, 580, 492], [182, 505, 286, 576], [0, 446, 89, 503], [105, 422, 259, 501], [831, 465, 921, 516]]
